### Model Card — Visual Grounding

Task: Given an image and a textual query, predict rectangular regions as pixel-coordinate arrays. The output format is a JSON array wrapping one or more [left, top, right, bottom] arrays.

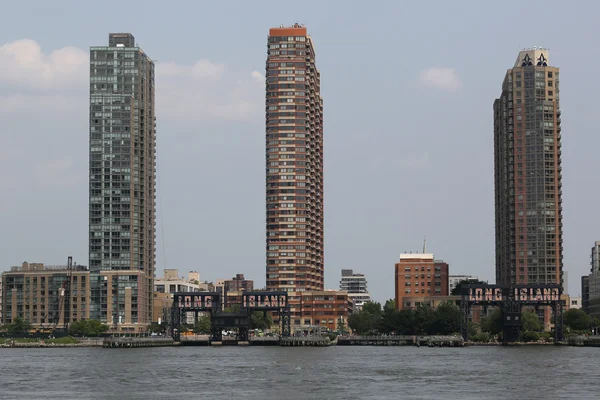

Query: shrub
[[471, 332, 490, 342], [520, 330, 540, 342]]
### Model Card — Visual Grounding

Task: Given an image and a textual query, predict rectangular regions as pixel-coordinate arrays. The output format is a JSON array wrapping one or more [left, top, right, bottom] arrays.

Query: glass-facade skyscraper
[[89, 33, 156, 330]]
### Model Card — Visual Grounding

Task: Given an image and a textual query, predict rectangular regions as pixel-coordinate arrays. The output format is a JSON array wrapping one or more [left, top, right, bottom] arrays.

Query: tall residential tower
[[265, 24, 324, 292], [89, 33, 156, 331], [493, 48, 563, 288]]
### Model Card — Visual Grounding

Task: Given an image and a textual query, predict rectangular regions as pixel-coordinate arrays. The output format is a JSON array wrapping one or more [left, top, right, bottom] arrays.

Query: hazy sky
[[0, 0, 598, 302]]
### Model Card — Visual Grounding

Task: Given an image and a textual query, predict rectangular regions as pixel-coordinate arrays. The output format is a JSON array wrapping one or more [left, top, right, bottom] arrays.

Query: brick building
[[394, 253, 449, 310], [224, 274, 254, 293], [1, 261, 90, 328]]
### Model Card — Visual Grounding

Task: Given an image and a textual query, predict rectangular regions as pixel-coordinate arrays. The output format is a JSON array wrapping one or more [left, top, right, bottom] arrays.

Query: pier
[[337, 335, 464, 347], [280, 336, 330, 347], [567, 335, 600, 347], [102, 337, 175, 348]]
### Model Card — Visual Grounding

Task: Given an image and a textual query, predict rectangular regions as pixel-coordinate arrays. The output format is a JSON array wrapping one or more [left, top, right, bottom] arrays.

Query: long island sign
[[462, 284, 562, 304], [173, 291, 289, 311]]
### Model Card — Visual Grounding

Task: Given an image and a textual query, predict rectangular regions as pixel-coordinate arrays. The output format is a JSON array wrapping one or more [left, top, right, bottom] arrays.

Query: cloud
[[418, 67, 461, 91], [157, 60, 225, 80], [250, 70, 264, 82], [0, 39, 88, 90], [155, 62, 263, 122], [0, 38, 263, 123]]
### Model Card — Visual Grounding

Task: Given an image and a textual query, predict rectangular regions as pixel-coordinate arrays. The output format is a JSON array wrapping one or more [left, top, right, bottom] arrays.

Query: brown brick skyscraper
[[265, 24, 324, 292], [494, 48, 564, 289]]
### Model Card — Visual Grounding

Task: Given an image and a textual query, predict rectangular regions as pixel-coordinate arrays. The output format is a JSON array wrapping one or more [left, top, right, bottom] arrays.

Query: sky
[[0, 0, 598, 302]]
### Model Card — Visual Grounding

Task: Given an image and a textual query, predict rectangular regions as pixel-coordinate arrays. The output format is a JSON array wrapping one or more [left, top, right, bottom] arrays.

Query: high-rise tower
[[265, 24, 324, 292], [493, 48, 563, 289], [89, 33, 156, 330]]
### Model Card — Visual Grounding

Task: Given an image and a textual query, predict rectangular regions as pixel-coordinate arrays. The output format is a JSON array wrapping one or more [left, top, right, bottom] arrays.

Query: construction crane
[[63, 256, 73, 331], [36, 256, 73, 332]]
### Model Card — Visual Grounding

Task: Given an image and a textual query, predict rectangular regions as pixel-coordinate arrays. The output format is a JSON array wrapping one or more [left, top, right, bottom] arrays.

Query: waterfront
[[0, 346, 595, 399]]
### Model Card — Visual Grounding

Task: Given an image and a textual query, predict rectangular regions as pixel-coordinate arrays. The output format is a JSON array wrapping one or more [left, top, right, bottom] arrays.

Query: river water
[[0, 346, 595, 399]]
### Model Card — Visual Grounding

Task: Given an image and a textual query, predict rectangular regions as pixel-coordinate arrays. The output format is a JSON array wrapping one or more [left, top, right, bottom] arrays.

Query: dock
[[337, 335, 464, 347], [567, 335, 600, 347], [102, 337, 175, 348], [280, 336, 330, 347]]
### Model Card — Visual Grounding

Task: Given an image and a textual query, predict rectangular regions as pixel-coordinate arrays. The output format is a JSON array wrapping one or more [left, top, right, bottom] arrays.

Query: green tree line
[[348, 300, 600, 341], [348, 300, 461, 336]]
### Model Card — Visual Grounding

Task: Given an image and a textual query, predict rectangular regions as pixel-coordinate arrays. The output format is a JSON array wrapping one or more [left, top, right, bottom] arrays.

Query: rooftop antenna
[[423, 237, 427, 253]]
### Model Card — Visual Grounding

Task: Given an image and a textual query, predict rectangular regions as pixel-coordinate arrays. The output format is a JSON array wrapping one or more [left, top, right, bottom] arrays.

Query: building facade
[[494, 48, 563, 289], [591, 242, 600, 273], [265, 24, 324, 292], [448, 275, 479, 294], [224, 274, 254, 293], [569, 296, 582, 310], [395, 253, 449, 310], [89, 33, 156, 330], [1, 262, 90, 328], [582, 275, 590, 314], [586, 242, 600, 317], [339, 269, 371, 310], [154, 269, 210, 294]]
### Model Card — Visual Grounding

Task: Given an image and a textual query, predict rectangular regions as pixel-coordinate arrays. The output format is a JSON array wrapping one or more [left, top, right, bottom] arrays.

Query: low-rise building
[[339, 269, 371, 311], [569, 296, 582, 310], [223, 289, 353, 333], [449, 275, 479, 294], [292, 290, 353, 332], [154, 269, 214, 294], [224, 274, 254, 293], [152, 292, 172, 325], [152, 269, 214, 324], [395, 252, 449, 310], [1, 261, 90, 328]]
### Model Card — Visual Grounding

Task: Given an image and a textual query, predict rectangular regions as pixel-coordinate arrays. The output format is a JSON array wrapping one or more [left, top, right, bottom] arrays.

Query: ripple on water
[[0, 347, 597, 400]]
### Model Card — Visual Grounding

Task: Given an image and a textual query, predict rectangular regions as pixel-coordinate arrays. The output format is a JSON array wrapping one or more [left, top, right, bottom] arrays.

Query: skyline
[[1, 0, 600, 302]]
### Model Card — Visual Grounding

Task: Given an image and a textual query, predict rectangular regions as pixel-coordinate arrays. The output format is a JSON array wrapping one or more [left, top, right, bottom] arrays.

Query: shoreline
[[0, 341, 568, 348]]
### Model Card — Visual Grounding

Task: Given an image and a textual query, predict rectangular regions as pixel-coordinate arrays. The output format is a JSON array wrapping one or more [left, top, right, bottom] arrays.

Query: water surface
[[0, 346, 594, 399]]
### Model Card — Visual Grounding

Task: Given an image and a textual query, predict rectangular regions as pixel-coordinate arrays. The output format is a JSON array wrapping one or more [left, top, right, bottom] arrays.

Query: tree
[[68, 320, 109, 337], [414, 304, 435, 335], [521, 310, 542, 332], [380, 299, 399, 334], [347, 302, 381, 335], [520, 330, 540, 342], [563, 309, 591, 331], [194, 315, 211, 334], [481, 308, 503, 335], [224, 305, 241, 313], [249, 312, 272, 330], [450, 279, 488, 296], [336, 317, 348, 335], [7, 317, 32, 334], [429, 301, 461, 335], [362, 301, 383, 317], [395, 309, 416, 335], [148, 322, 167, 334], [467, 321, 480, 338]]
